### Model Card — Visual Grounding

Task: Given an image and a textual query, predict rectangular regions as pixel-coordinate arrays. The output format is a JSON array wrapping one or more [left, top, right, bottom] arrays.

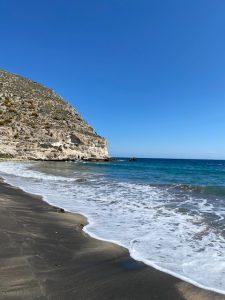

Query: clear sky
[[1, 1, 225, 159]]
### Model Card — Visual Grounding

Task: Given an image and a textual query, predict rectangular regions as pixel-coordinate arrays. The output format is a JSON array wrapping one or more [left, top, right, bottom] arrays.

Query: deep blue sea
[[1, 158, 225, 293]]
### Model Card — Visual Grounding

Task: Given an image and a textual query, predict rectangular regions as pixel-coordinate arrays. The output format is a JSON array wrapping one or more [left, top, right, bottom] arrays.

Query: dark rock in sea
[[129, 157, 137, 161]]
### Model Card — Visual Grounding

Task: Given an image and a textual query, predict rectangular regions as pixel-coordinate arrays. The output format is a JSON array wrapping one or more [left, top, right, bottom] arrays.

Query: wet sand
[[0, 179, 224, 300]]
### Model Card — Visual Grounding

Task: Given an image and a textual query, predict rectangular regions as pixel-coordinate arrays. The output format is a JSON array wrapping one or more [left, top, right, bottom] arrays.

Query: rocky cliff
[[0, 69, 108, 160]]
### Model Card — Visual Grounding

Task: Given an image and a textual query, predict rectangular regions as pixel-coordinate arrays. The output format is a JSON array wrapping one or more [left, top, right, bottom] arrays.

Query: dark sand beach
[[0, 179, 224, 300]]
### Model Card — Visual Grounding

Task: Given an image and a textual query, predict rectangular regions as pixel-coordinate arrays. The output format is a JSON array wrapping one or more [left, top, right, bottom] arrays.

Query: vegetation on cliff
[[0, 69, 108, 160]]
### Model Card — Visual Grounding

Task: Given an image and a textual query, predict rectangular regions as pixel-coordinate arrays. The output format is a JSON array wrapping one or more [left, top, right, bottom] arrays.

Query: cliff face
[[0, 69, 108, 160]]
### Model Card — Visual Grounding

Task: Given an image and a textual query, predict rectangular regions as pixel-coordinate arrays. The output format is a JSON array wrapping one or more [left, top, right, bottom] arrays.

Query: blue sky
[[1, 1, 225, 159]]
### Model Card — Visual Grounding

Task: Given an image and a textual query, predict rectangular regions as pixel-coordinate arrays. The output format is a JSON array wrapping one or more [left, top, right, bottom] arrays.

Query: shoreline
[[0, 179, 224, 299]]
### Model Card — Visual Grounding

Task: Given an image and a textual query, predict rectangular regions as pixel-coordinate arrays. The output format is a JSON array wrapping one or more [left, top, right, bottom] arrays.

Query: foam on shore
[[1, 161, 225, 295]]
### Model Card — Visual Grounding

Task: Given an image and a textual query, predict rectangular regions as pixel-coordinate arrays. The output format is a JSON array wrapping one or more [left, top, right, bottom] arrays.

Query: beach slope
[[0, 180, 224, 300]]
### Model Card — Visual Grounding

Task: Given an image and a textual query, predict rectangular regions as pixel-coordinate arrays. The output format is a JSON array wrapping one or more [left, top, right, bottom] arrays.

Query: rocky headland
[[0, 69, 108, 161]]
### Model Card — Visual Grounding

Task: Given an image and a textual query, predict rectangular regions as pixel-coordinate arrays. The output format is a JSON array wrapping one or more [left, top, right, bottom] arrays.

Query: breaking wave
[[1, 160, 225, 294]]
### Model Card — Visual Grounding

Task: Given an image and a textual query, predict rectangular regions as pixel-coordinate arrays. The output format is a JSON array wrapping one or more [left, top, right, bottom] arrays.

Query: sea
[[1, 158, 225, 294]]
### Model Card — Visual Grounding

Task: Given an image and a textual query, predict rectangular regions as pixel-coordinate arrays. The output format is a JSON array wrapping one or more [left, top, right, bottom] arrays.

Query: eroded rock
[[0, 69, 109, 160]]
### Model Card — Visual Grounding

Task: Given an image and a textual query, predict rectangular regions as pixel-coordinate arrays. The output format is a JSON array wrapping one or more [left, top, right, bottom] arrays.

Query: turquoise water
[[1, 158, 225, 293], [82, 158, 225, 186]]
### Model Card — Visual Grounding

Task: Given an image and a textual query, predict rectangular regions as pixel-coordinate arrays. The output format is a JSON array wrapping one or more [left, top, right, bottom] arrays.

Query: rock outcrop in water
[[0, 69, 108, 160]]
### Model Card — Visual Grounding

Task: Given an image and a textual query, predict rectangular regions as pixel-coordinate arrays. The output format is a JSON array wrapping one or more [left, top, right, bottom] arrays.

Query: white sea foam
[[1, 161, 225, 294]]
